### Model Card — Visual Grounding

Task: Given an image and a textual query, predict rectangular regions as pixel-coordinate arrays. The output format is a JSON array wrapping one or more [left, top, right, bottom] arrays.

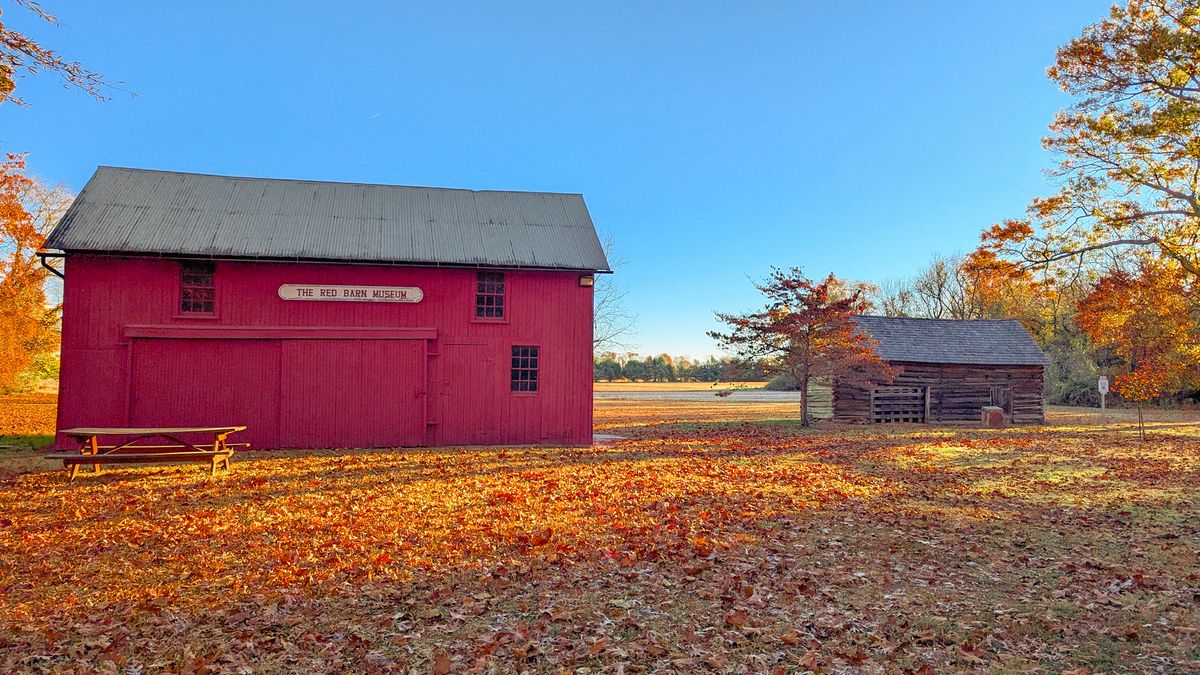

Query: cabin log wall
[[807, 378, 833, 421], [833, 362, 1044, 425]]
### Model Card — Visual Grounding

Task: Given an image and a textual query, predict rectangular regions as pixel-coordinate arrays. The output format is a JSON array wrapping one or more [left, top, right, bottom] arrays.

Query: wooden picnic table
[[45, 426, 248, 481]]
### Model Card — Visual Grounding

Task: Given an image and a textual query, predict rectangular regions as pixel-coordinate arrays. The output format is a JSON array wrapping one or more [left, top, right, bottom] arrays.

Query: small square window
[[180, 261, 215, 314], [510, 345, 539, 392], [475, 271, 505, 319]]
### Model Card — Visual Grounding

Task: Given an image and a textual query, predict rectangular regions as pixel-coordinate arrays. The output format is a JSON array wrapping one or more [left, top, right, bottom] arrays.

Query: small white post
[[1098, 376, 1109, 424]]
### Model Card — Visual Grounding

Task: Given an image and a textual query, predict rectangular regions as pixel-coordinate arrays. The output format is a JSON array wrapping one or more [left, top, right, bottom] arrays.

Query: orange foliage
[[1112, 363, 1174, 439], [1112, 365, 1169, 404], [969, 0, 1200, 288], [0, 392, 54, 435], [1076, 260, 1200, 391], [0, 154, 67, 390]]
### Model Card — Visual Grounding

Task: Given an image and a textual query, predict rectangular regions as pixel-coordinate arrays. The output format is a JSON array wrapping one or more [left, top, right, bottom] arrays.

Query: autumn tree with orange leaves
[[1116, 365, 1171, 439], [0, 2, 110, 389], [1077, 261, 1199, 371], [971, 0, 1200, 280], [709, 268, 893, 427], [1076, 260, 1199, 432], [0, 154, 70, 390], [961, 0, 1200, 404]]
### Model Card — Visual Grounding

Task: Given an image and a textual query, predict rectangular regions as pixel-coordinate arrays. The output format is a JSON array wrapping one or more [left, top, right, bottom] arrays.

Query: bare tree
[[911, 254, 992, 319], [876, 254, 996, 320], [872, 278, 916, 317], [911, 256, 954, 318], [1, 0, 117, 106], [593, 236, 637, 353]]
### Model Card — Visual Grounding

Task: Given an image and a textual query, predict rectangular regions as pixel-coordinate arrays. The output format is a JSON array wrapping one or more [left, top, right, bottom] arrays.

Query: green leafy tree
[[621, 358, 649, 382], [593, 355, 622, 382]]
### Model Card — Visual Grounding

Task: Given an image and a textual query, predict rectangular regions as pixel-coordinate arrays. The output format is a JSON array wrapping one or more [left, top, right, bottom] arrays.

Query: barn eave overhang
[[38, 247, 613, 274]]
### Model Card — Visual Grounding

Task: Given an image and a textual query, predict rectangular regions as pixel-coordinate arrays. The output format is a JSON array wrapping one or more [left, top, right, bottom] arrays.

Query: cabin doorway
[[990, 385, 1013, 417]]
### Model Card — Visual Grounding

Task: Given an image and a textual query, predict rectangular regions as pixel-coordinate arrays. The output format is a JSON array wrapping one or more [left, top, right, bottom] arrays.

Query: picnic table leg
[[65, 435, 94, 481], [88, 436, 102, 475], [211, 434, 221, 477], [215, 433, 232, 473]]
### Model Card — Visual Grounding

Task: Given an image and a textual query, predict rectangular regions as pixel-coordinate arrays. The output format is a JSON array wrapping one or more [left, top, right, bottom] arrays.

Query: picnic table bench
[[45, 426, 248, 481]]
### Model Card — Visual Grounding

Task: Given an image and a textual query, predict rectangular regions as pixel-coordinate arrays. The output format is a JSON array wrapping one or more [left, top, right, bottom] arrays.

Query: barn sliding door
[[129, 339, 282, 449], [870, 386, 928, 424], [280, 340, 426, 449]]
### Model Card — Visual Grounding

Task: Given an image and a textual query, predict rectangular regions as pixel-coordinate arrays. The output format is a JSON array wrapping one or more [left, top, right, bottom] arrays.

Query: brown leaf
[[431, 651, 452, 675]]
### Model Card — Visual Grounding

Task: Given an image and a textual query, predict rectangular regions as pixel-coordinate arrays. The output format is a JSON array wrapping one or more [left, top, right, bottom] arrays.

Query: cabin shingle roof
[[852, 316, 1050, 367]]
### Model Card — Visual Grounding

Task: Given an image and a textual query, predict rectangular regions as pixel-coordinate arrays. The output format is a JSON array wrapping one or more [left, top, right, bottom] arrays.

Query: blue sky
[[3, 1, 1110, 357]]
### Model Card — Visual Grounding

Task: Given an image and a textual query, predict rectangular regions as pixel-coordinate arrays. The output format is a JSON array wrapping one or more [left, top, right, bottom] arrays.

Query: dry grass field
[[594, 381, 765, 391], [0, 393, 55, 455], [1, 393, 1198, 671]]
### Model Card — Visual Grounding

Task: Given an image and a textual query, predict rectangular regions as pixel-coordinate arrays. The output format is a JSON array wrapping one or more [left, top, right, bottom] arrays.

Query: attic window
[[180, 261, 215, 314], [475, 271, 505, 319]]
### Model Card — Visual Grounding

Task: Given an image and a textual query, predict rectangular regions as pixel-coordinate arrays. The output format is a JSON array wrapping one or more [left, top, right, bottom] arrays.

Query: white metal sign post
[[1098, 375, 1109, 422]]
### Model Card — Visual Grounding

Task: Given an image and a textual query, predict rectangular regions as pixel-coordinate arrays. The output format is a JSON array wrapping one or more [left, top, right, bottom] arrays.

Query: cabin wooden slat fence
[[806, 377, 834, 421], [868, 386, 927, 424]]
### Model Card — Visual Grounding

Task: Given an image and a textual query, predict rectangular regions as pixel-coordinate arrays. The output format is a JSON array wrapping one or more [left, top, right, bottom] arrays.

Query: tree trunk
[[1138, 404, 1145, 441], [799, 373, 810, 427]]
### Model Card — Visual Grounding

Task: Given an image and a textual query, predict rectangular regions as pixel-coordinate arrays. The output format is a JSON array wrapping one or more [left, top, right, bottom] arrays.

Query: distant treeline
[[593, 353, 768, 383]]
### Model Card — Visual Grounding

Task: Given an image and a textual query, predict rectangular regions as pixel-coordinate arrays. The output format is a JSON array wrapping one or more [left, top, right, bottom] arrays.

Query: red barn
[[43, 167, 610, 449]]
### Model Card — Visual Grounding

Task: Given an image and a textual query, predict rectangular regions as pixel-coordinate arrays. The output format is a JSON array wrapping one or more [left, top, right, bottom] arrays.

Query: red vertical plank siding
[[55, 255, 595, 449], [278, 340, 425, 449], [128, 339, 282, 449]]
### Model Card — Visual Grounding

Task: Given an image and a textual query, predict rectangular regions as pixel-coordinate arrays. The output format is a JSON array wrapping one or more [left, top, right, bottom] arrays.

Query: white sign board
[[278, 284, 423, 303], [1098, 376, 1109, 395]]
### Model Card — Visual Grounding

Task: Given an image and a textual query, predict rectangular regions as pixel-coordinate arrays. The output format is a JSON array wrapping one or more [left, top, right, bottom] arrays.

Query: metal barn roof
[[852, 315, 1050, 367], [44, 167, 611, 272]]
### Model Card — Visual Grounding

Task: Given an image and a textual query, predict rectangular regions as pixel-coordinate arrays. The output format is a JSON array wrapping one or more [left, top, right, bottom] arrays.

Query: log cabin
[[833, 316, 1049, 425]]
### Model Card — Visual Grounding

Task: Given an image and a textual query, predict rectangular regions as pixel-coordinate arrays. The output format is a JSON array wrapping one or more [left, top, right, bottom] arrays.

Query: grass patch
[[0, 434, 53, 454]]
